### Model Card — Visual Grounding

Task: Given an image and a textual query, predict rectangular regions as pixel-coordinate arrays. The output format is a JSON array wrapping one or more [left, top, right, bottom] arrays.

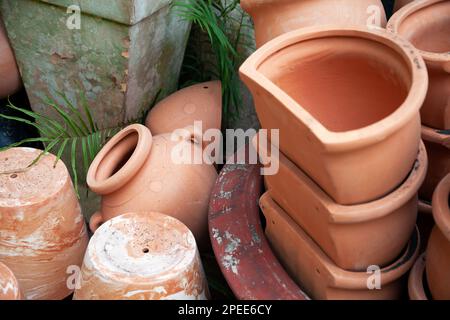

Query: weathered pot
[[145, 81, 222, 135], [260, 192, 420, 300], [426, 173, 450, 300], [73, 212, 209, 300], [241, 0, 387, 47], [408, 253, 428, 300], [0, 262, 21, 300], [87, 124, 217, 248], [388, 0, 450, 130], [0, 148, 88, 300], [241, 26, 428, 205], [254, 135, 426, 271], [0, 17, 21, 98]]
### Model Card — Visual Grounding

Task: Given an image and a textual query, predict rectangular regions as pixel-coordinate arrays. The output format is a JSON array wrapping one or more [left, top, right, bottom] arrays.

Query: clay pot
[[0, 17, 21, 99], [388, 0, 450, 130], [426, 173, 450, 300], [241, 0, 387, 48], [73, 212, 209, 300], [145, 81, 222, 135], [87, 124, 217, 248], [0, 262, 21, 300], [241, 26, 428, 205], [260, 192, 420, 300], [254, 134, 427, 271], [408, 253, 428, 300], [394, 0, 416, 12], [419, 126, 450, 201], [0, 148, 88, 300]]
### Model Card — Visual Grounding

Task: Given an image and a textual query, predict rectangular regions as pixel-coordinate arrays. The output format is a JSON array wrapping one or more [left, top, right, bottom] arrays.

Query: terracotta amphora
[[426, 173, 450, 300], [408, 253, 429, 300], [241, 26, 428, 205], [0, 148, 88, 300], [0, 17, 21, 98], [388, 0, 450, 130], [260, 193, 420, 300], [87, 124, 218, 248], [73, 212, 209, 300], [241, 0, 387, 48], [0, 262, 21, 300]]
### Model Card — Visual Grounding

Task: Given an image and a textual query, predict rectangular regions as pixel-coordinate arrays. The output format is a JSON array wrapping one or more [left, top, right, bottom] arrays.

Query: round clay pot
[[426, 173, 450, 300], [408, 253, 428, 300], [73, 212, 209, 300], [254, 134, 427, 271], [87, 124, 218, 248], [0, 17, 21, 99], [0, 148, 88, 300], [241, 26, 428, 205], [241, 0, 387, 48], [260, 192, 420, 300], [145, 81, 222, 135], [0, 262, 21, 300], [388, 0, 450, 130]]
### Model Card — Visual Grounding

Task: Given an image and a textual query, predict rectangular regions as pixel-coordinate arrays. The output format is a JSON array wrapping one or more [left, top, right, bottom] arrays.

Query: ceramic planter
[[87, 124, 217, 248], [388, 0, 450, 130], [0, 148, 88, 300], [0, 17, 21, 98], [240, 26, 428, 205], [408, 253, 428, 300], [254, 135, 427, 271], [260, 193, 420, 300], [426, 173, 450, 300], [0, 262, 21, 300], [73, 212, 209, 300], [145, 81, 222, 135], [240, 0, 387, 47]]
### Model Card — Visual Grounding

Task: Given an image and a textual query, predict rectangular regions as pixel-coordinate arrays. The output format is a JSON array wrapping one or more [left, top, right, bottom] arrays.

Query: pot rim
[[432, 173, 450, 242], [86, 124, 152, 195], [422, 125, 450, 148], [387, 0, 450, 67], [240, 26, 428, 152], [408, 252, 428, 300]]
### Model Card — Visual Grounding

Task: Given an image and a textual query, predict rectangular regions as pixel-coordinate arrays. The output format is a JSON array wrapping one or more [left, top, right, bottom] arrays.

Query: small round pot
[[388, 0, 450, 130], [0, 17, 21, 99], [426, 173, 450, 300], [145, 81, 222, 135], [73, 212, 209, 300], [0, 262, 21, 300], [241, 0, 387, 47], [408, 253, 428, 300], [0, 148, 88, 300], [87, 124, 218, 248]]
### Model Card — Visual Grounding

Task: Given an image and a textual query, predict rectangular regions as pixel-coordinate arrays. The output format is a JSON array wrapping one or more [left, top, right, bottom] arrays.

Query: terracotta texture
[[0, 261, 21, 300], [0, 148, 88, 300], [426, 173, 450, 300], [241, 0, 387, 47], [145, 81, 222, 135], [0, 17, 21, 98], [408, 253, 428, 300], [240, 26, 428, 205], [394, 0, 416, 12], [260, 193, 420, 300], [87, 124, 218, 248], [73, 212, 209, 300], [254, 135, 427, 271], [388, 0, 450, 130]]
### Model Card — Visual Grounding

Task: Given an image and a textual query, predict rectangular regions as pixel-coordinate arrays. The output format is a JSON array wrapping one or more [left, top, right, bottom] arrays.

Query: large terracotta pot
[[408, 252, 428, 300], [0, 148, 88, 300], [426, 173, 450, 300], [388, 0, 450, 130], [87, 124, 218, 248], [145, 81, 222, 135], [241, 0, 387, 48], [0, 262, 21, 300], [0, 17, 21, 98], [241, 26, 428, 205], [254, 135, 427, 270], [260, 192, 420, 300], [73, 212, 209, 300]]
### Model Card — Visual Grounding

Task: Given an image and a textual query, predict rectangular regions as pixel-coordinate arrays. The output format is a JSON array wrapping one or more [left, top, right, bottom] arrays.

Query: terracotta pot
[[240, 26, 428, 205], [260, 192, 420, 300], [73, 212, 209, 300], [0, 148, 88, 300], [388, 0, 450, 130], [394, 0, 417, 12], [408, 253, 428, 300], [0, 17, 21, 99], [87, 124, 218, 248], [419, 126, 450, 201], [426, 173, 450, 300], [254, 135, 427, 271], [145, 81, 222, 135], [241, 0, 387, 48], [0, 262, 21, 300]]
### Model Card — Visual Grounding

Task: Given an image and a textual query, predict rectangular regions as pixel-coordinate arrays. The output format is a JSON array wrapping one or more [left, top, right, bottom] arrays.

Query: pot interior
[[258, 35, 412, 132]]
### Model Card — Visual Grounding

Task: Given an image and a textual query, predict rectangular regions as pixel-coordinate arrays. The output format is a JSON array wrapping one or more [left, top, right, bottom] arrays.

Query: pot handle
[[89, 211, 104, 233]]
